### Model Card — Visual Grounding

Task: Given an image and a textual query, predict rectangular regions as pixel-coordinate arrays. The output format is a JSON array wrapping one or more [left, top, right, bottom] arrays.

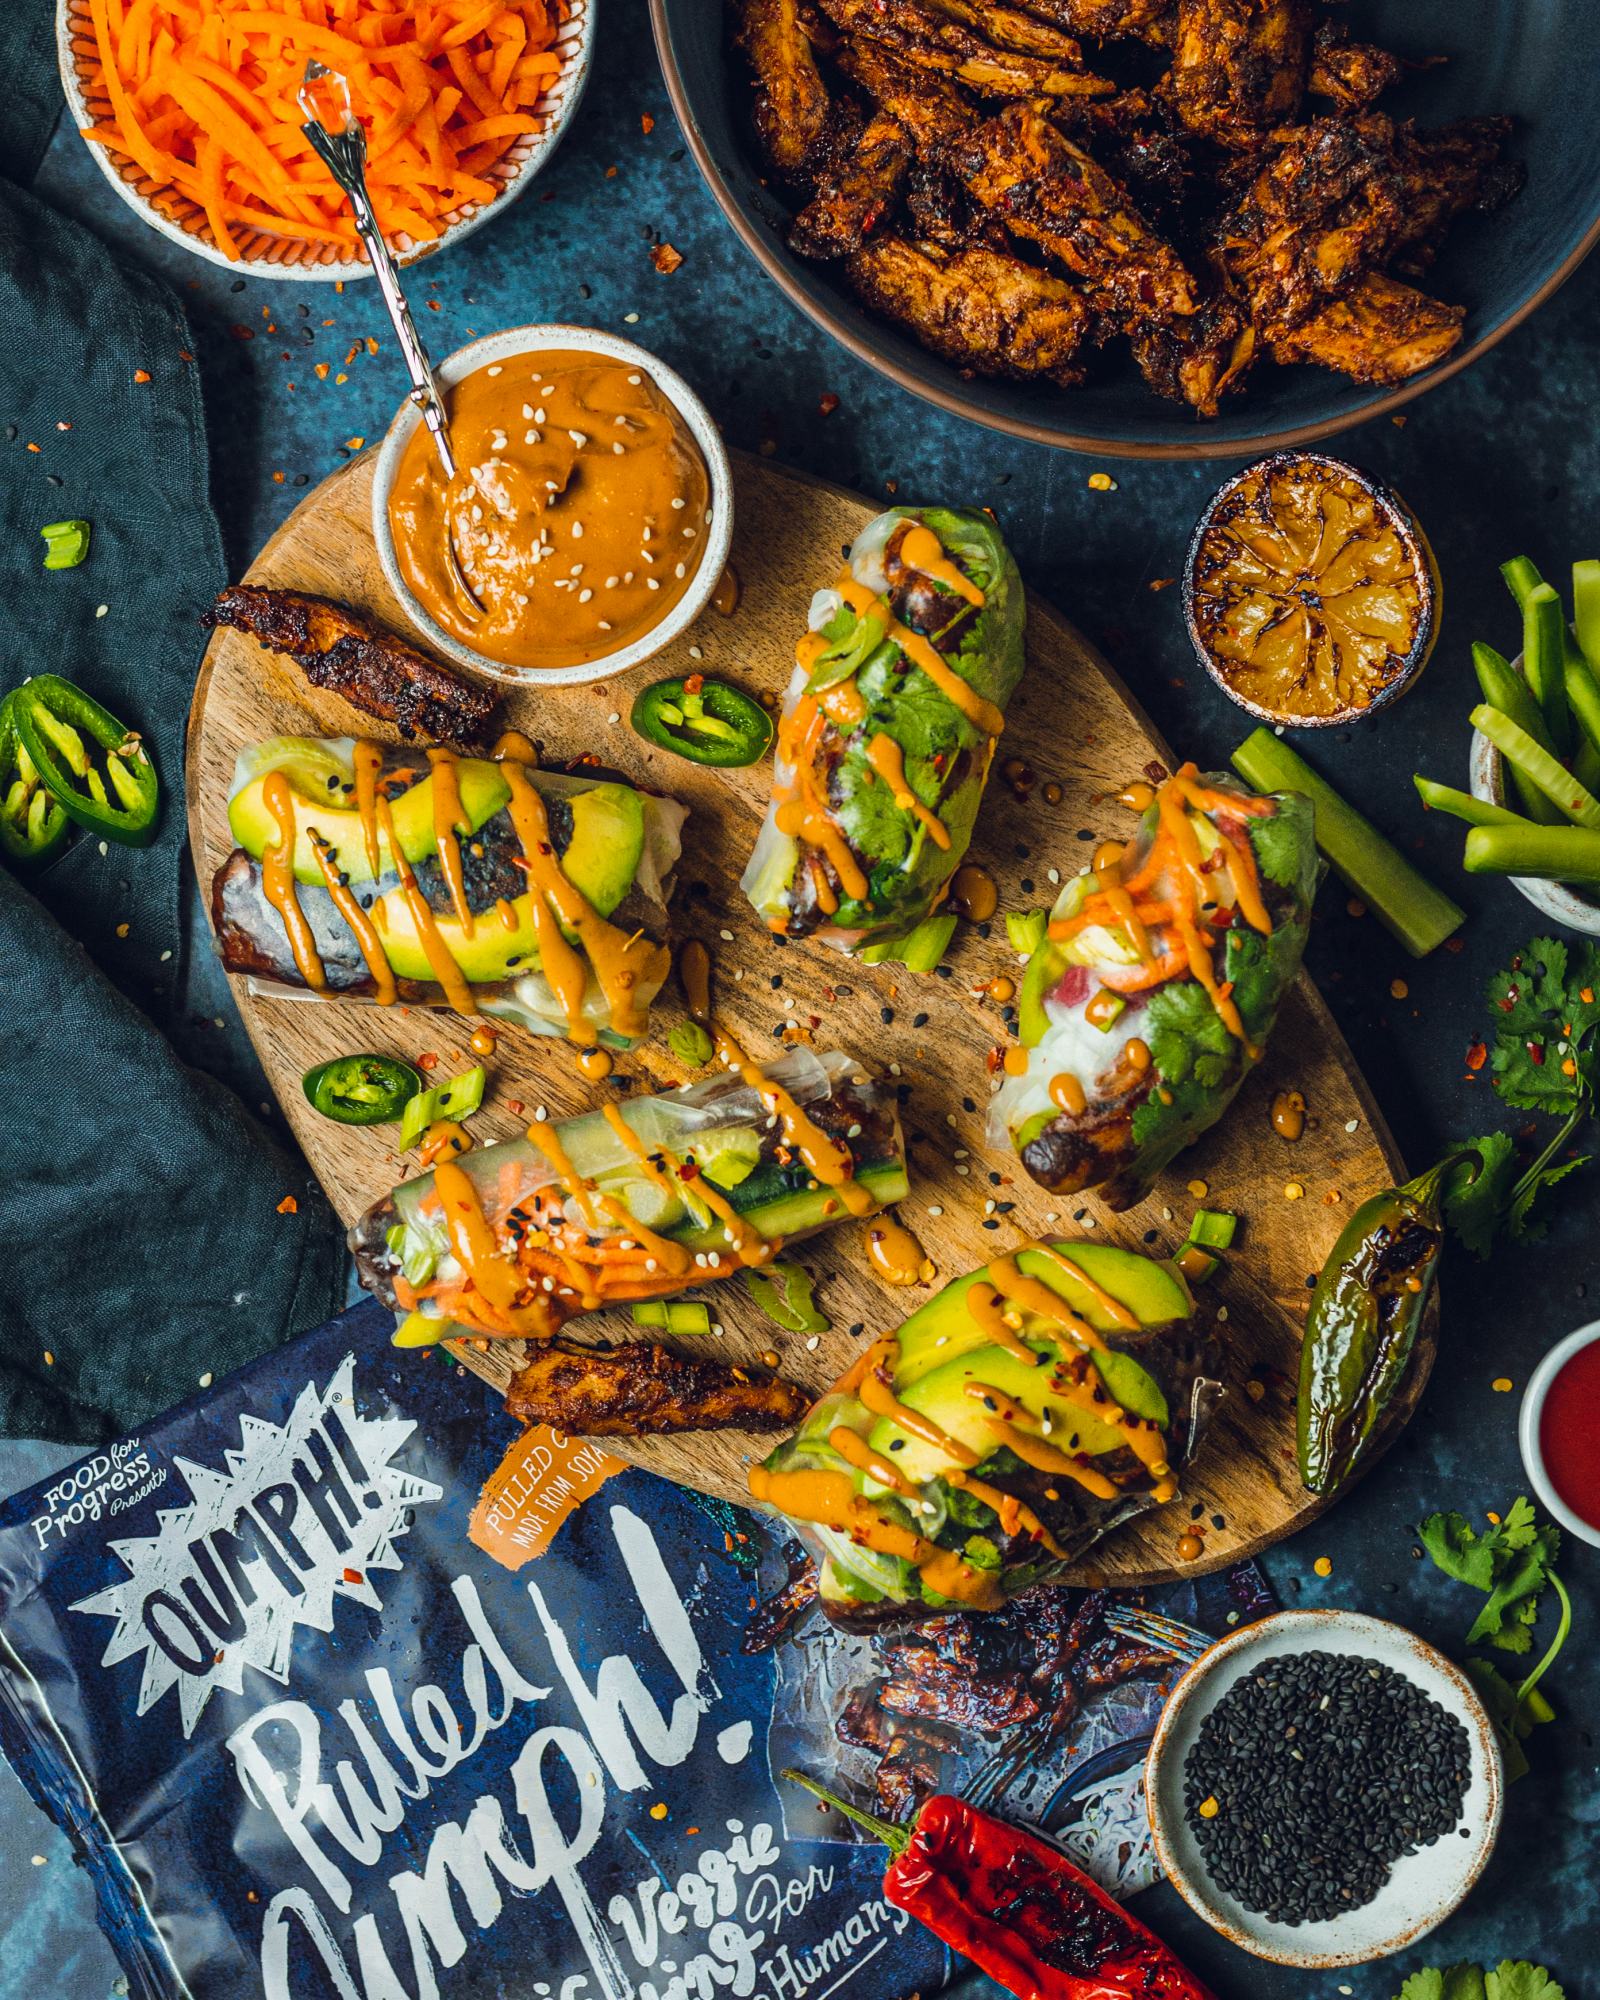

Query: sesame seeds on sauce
[[387, 349, 711, 672]]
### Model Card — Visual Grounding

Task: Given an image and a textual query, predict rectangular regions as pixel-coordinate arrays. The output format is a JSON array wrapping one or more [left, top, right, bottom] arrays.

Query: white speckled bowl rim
[[371, 324, 735, 688], [1467, 644, 1600, 935], [55, 0, 594, 278], [1518, 1318, 1600, 1548], [1146, 1608, 1503, 1969]]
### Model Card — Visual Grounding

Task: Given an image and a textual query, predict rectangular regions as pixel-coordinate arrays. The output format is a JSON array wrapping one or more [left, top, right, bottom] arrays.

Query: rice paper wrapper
[[0, 1300, 1269, 1999]]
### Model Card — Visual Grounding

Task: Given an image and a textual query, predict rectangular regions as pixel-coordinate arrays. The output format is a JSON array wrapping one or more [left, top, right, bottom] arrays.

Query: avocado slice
[[229, 755, 510, 887], [867, 1342, 1144, 1486], [1017, 936, 1065, 1049], [560, 784, 645, 917], [893, 1241, 1192, 1391], [373, 889, 544, 985]]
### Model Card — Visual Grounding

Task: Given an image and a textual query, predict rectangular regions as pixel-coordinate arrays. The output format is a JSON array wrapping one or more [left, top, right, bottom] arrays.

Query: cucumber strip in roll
[[352, 1049, 909, 1342]]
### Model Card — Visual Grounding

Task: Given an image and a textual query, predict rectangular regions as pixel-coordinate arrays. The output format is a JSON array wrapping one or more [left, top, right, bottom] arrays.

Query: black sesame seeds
[[1183, 1650, 1470, 1926]]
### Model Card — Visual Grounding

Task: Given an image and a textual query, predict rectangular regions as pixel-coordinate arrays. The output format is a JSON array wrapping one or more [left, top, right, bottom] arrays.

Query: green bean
[[1574, 559, 1600, 671], [1412, 775, 1528, 829], [1471, 643, 1559, 823], [1500, 555, 1548, 612], [1524, 583, 1572, 754], [1470, 704, 1600, 828], [1464, 821, 1600, 885]]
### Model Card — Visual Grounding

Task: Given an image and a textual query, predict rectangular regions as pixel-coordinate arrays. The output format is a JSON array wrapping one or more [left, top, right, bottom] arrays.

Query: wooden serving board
[[188, 449, 1432, 1586]]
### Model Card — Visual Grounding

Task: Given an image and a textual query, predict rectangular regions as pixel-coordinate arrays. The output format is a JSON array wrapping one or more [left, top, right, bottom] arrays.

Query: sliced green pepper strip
[[630, 677, 775, 767], [302, 1053, 422, 1126], [632, 1301, 713, 1335], [10, 674, 158, 845], [0, 693, 71, 865]]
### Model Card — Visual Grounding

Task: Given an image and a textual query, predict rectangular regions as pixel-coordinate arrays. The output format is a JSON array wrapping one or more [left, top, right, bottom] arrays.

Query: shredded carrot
[[73, 0, 566, 262]]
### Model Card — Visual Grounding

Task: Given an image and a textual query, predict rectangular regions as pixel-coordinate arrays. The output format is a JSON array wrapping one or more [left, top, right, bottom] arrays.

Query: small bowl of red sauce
[[1519, 1321, 1600, 1547]]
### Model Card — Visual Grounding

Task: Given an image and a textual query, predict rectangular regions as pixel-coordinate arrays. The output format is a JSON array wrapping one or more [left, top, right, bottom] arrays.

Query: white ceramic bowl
[[1467, 648, 1600, 936], [56, 0, 593, 279], [1146, 1609, 1503, 1969], [1518, 1319, 1600, 1548], [371, 324, 735, 689]]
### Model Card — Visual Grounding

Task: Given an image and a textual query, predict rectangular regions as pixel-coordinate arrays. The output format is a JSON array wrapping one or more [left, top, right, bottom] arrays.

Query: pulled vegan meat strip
[[206, 585, 496, 748], [735, 0, 832, 179], [505, 1338, 808, 1436], [847, 235, 1091, 385]]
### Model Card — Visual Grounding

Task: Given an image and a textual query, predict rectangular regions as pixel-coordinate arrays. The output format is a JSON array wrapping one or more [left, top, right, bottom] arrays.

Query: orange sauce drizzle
[[577, 1048, 614, 1081], [1050, 1072, 1087, 1117], [373, 791, 477, 1017], [899, 522, 986, 606], [309, 830, 396, 1005], [419, 1120, 471, 1169], [599, 1102, 768, 1270], [865, 1213, 931, 1285], [857, 1339, 979, 1466], [865, 733, 951, 850], [985, 1416, 1119, 1499], [745, 1464, 1003, 1610], [1045, 763, 1284, 1058], [828, 1424, 921, 1497], [963, 1280, 1042, 1368], [491, 729, 539, 766], [426, 747, 476, 936], [711, 1016, 876, 1218], [260, 770, 326, 990], [433, 1159, 542, 1323]]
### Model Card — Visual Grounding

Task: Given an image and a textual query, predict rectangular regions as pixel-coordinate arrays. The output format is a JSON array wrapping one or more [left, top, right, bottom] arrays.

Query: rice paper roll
[[741, 506, 1026, 952], [748, 1239, 1222, 1630], [210, 735, 686, 1045], [989, 765, 1320, 1209], [353, 1048, 909, 1342]]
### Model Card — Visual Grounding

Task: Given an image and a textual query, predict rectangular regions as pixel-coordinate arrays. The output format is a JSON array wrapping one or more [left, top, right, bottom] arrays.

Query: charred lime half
[[1183, 451, 1439, 727]]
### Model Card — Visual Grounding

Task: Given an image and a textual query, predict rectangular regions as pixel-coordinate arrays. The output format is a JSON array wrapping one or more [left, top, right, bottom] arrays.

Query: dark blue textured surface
[[3, 3, 1598, 1992]]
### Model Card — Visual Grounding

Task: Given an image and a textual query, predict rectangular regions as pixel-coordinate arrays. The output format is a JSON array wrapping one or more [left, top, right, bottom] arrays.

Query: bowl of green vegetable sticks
[[1416, 557, 1600, 935]]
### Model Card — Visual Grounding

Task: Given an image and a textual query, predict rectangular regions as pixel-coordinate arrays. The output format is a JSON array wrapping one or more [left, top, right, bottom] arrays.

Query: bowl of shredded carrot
[[58, 0, 591, 277]]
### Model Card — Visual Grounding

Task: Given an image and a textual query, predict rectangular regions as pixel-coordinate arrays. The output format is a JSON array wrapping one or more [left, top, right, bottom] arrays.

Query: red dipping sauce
[[1538, 1337, 1600, 1528]]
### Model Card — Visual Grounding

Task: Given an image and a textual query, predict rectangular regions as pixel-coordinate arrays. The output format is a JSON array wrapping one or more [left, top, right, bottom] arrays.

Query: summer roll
[[210, 735, 685, 1045], [741, 506, 1026, 954], [748, 1240, 1221, 1629], [990, 763, 1319, 1209], [352, 1048, 909, 1342]]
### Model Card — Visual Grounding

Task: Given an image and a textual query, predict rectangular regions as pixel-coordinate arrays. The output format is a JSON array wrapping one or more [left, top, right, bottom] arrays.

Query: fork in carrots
[[77, 0, 567, 259]]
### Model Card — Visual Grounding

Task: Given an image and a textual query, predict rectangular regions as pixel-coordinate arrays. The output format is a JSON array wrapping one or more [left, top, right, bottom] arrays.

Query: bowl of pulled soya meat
[[651, 0, 1600, 458]]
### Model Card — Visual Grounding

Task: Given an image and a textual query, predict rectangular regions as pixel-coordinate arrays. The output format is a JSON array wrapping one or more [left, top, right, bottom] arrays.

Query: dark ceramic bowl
[[650, 0, 1600, 459]]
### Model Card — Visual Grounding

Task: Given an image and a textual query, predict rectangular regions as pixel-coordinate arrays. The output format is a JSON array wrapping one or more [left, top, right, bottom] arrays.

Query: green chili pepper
[[39, 520, 91, 571], [10, 675, 158, 845], [302, 1053, 422, 1125], [630, 676, 775, 767], [0, 692, 71, 866], [1296, 1153, 1471, 1497]]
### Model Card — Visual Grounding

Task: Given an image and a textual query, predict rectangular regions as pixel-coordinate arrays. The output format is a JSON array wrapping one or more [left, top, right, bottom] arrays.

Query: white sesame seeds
[[688, 643, 703, 660], [569, 561, 583, 574], [534, 406, 547, 423], [579, 588, 593, 603], [614, 442, 625, 455], [534, 1105, 549, 1122], [1345, 1117, 1361, 1133], [567, 429, 588, 447], [805, 1334, 820, 1351], [525, 429, 540, 445], [572, 521, 583, 538], [608, 711, 620, 725], [719, 927, 735, 941], [598, 620, 612, 631], [605, 575, 619, 588], [646, 576, 659, 590], [675, 563, 686, 578], [627, 372, 641, 384], [671, 496, 685, 509], [928, 1204, 944, 1217], [487, 364, 502, 376]]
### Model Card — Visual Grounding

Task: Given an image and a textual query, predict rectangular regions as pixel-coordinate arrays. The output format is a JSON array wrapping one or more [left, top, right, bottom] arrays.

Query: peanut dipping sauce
[[388, 350, 712, 672]]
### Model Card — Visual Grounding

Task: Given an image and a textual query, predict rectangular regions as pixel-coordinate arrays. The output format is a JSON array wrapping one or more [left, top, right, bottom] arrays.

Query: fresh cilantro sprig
[[1444, 936, 1600, 1256], [1417, 1497, 1572, 1781], [1395, 1961, 1566, 2000]]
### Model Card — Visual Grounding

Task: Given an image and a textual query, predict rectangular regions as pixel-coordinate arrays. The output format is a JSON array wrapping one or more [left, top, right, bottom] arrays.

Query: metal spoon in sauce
[[297, 61, 484, 624]]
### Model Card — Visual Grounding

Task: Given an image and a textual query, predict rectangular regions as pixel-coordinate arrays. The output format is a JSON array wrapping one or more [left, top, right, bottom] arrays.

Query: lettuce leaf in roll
[[210, 735, 685, 1045], [741, 506, 1027, 952], [352, 1048, 909, 1342], [989, 764, 1320, 1209], [747, 1238, 1222, 1629]]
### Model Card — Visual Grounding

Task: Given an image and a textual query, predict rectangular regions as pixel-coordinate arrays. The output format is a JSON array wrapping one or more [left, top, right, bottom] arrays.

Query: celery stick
[[1469, 705, 1600, 828], [1232, 729, 1464, 956], [1463, 822, 1600, 885], [1575, 560, 1600, 671], [1412, 775, 1527, 829], [1524, 584, 1572, 754], [1188, 1208, 1238, 1251], [1500, 555, 1547, 612], [859, 912, 956, 971], [1471, 641, 1559, 822], [1566, 653, 1600, 762]]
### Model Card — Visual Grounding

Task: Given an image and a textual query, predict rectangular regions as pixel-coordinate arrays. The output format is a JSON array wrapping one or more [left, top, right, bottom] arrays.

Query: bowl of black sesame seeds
[[1145, 1610, 1503, 1968]]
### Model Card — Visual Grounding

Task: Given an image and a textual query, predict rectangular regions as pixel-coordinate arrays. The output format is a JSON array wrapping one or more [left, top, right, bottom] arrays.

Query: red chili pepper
[[785, 1774, 1216, 2000]]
